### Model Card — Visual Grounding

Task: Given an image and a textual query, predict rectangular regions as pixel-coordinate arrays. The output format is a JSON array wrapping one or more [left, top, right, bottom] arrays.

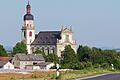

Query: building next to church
[[21, 2, 77, 57], [12, 54, 54, 70]]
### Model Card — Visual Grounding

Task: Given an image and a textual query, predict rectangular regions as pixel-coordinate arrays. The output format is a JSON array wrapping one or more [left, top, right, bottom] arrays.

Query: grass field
[[0, 68, 118, 80]]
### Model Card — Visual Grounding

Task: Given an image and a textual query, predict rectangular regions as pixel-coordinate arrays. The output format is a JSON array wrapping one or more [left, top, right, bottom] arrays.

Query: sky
[[0, 0, 120, 49]]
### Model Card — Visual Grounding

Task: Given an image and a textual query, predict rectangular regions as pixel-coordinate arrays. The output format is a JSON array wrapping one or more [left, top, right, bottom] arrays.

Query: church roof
[[32, 31, 61, 45]]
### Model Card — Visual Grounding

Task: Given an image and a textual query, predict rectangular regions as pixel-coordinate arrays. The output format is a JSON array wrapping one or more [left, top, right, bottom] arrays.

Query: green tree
[[46, 54, 59, 64], [77, 45, 91, 62], [90, 47, 104, 64], [12, 42, 27, 55], [111, 58, 120, 70], [34, 49, 59, 63], [34, 48, 46, 59], [61, 45, 79, 69], [0, 44, 8, 56]]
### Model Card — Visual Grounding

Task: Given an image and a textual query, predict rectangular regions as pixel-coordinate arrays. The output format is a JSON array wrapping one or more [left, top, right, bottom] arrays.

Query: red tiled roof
[[0, 57, 12, 62]]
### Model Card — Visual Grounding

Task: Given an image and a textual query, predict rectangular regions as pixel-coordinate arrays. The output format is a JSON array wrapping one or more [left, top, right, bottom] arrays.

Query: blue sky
[[0, 0, 120, 48]]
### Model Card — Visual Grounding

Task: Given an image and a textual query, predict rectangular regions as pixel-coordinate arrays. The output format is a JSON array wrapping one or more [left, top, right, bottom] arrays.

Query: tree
[[61, 45, 79, 69], [34, 49, 59, 63], [46, 54, 59, 64], [0, 44, 8, 56], [90, 47, 104, 64], [12, 42, 27, 55], [77, 45, 91, 62], [34, 49, 47, 61]]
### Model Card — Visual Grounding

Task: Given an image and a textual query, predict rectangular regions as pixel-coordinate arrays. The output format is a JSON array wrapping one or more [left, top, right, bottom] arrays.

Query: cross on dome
[[26, 0, 31, 14]]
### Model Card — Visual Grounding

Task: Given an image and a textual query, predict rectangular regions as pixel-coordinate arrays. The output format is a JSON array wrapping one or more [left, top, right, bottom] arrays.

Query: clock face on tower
[[29, 31, 32, 37]]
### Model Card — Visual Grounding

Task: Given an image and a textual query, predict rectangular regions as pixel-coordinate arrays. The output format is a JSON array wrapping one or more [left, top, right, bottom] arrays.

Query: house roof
[[15, 54, 45, 61], [0, 61, 8, 67], [0, 57, 12, 62], [31, 31, 61, 45]]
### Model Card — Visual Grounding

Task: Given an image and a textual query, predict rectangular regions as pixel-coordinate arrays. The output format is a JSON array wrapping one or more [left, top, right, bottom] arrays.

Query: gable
[[4, 62, 14, 67], [62, 28, 72, 33]]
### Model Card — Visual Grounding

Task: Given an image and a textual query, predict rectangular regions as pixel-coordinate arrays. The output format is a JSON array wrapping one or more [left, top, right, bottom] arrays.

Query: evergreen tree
[[61, 45, 79, 69], [34, 49, 59, 63], [12, 41, 27, 55], [46, 54, 59, 64], [77, 45, 91, 62], [34, 49, 47, 61], [0, 44, 8, 56]]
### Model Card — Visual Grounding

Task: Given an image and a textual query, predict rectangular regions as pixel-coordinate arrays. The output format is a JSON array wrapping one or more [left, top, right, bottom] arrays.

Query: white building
[[21, 1, 77, 57], [0, 61, 14, 69], [26, 62, 54, 70]]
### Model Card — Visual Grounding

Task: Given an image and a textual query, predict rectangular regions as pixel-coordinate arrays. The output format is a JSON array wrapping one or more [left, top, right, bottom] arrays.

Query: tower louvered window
[[29, 31, 32, 37]]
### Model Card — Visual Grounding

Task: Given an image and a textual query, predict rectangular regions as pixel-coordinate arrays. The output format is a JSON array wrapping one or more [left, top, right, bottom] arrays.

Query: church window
[[65, 35, 69, 42], [29, 31, 32, 37], [42, 47, 44, 53], [52, 48, 55, 54], [36, 47, 39, 50], [30, 39, 31, 43], [30, 24, 32, 27], [27, 24, 29, 26], [48, 41, 50, 43], [31, 47, 34, 52], [40, 37, 42, 39], [46, 37, 49, 39], [43, 41, 45, 43], [24, 31, 26, 38], [47, 47, 49, 54]]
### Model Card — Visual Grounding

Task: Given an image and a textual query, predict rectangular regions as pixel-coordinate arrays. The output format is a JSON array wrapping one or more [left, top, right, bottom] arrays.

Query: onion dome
[[24, 1, 34, 21], [24, 14, 34, 21]]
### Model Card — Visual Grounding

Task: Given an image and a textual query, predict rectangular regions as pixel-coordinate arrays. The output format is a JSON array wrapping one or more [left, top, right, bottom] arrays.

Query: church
[[21, 2, 77, 57]]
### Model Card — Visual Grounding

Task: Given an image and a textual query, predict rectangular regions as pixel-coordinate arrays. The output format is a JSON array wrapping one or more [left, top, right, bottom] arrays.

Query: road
[[77, 73, 120, 80]]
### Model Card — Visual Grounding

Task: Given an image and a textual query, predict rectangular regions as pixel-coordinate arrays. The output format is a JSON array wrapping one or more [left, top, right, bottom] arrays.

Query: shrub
[[100, 63, 109, 69]]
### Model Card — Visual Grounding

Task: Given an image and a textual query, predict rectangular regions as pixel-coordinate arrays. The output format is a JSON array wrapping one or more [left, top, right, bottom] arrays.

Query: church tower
[[21, 1, 35, 54]]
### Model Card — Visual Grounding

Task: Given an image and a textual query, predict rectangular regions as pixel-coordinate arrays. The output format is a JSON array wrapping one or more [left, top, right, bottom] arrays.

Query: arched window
[[52, 47, 55, 54], [27, 24, 29, 26], [31, 47, 34, 52], [42, 47, 44, 53], [24, 31, 26, 38], [47, 47, 49, 54], [30, 24, 31, 27], [29, 31, 32, 37], [65, 35, 69, 42]]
